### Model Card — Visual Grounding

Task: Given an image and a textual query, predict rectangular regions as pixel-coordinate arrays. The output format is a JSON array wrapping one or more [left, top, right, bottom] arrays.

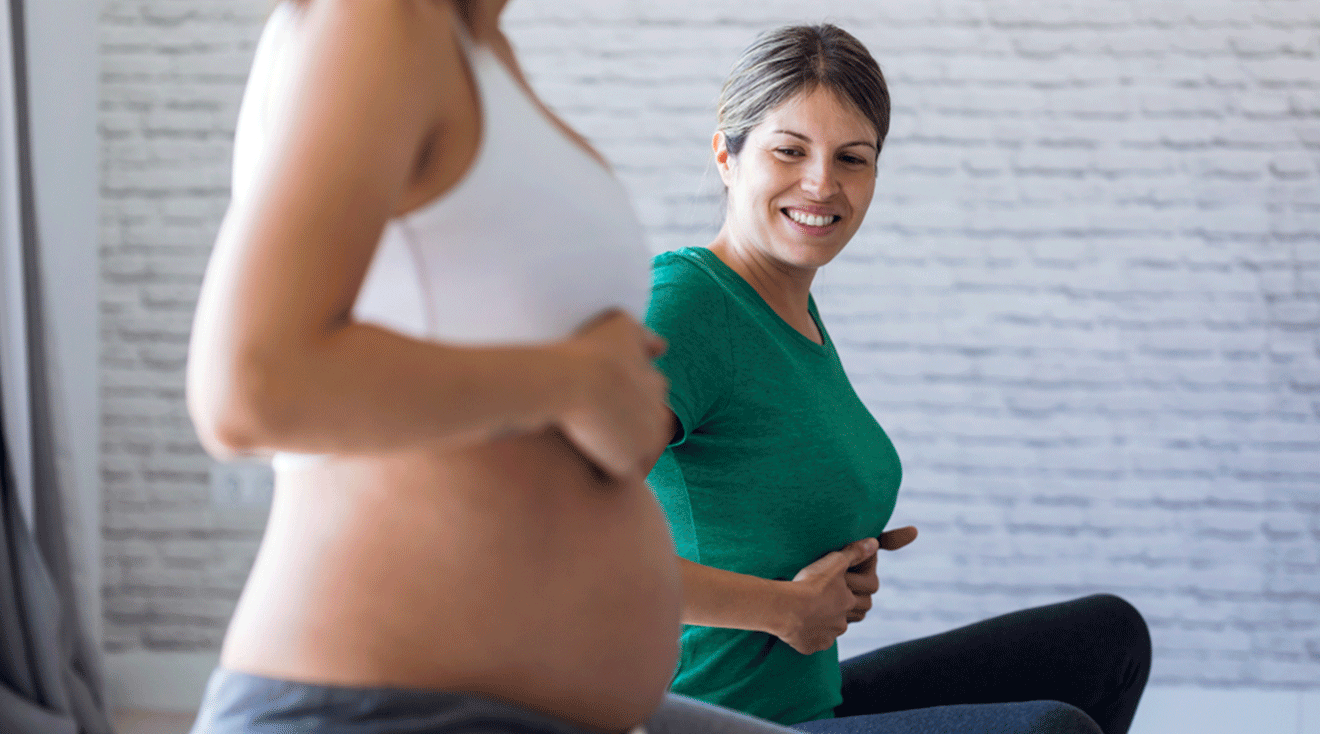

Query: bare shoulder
[[280, 0, 472, 131], [249, 0, 482, 221], [199, 0, 485, 342]]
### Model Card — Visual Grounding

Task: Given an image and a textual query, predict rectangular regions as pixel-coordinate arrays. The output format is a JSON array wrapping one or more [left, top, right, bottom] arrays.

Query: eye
[[774, 147, 805, 158], [840, 154, 870, 166]]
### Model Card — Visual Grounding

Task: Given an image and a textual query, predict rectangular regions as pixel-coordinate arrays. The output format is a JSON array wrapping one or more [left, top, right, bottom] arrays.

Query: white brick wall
[[100, 0, 270, 654], [100, 0, 1319, 689]]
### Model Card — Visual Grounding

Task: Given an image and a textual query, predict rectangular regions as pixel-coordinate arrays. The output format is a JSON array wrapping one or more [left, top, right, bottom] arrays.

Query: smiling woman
[[644, 24, 1152, 734]]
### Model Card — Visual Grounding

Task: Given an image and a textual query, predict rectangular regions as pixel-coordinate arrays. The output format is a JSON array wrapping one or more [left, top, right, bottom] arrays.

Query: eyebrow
[[771, 129, 877, 151]]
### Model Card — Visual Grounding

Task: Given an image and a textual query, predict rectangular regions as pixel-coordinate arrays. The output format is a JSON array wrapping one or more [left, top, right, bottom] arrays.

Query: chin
[[782, 243, 846, 270]]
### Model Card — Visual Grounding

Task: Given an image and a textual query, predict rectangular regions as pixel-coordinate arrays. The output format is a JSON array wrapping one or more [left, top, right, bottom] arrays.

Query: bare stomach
[[220, 429, 683, 733]]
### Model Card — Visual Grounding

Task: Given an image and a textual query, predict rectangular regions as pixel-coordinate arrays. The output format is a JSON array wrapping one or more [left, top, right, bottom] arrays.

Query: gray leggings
[[188, 667, 1099, 734]]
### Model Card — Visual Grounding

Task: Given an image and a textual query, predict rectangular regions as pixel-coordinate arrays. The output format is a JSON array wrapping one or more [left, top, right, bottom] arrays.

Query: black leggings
[[833, 594, 1151, 734]]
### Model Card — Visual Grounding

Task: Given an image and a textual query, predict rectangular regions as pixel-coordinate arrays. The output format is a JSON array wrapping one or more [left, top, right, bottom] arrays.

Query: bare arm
[[679, 558, 797, 636], [187, 0, 668, 479], [680, 527, 919, 654], [679, 538, 878, 655]]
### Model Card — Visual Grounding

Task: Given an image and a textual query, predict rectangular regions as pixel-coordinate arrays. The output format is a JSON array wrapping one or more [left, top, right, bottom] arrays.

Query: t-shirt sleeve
[[646, 253, 732, 446]]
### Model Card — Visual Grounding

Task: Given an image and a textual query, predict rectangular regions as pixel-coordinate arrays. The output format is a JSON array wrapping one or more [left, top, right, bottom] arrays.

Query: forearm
[[188, 318, 579, 459], [679, 557, 796, 636]]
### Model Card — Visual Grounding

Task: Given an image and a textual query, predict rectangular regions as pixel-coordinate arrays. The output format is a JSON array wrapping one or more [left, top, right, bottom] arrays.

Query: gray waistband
[[188, 667, 640, 734]]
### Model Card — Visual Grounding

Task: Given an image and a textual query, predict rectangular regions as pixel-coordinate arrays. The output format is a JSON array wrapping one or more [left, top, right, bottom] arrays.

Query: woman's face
[[716, 86, 878, 273]]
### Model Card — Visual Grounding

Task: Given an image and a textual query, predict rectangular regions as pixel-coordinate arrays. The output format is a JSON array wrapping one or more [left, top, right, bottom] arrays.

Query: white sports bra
[[229, 3, 652, 469]]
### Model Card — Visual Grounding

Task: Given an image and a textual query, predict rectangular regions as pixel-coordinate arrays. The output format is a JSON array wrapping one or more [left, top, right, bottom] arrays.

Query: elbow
[[187, 345, 298, 460], [190, 403, 264, 461]]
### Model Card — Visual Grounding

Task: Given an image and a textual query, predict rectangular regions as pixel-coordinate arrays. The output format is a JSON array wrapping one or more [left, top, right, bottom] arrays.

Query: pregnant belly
[[222, 429, 682, 732]]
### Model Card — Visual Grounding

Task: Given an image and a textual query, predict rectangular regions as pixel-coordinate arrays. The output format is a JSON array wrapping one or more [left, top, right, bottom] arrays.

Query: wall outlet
[[209, 462, 274, 507]]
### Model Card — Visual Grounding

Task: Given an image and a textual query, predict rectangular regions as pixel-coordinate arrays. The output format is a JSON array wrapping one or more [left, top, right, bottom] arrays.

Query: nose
[[800, 156, 838, 199]]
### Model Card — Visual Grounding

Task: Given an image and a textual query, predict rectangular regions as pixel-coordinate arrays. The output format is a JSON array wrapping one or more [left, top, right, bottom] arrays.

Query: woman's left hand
[[844, 525, 918, 623]]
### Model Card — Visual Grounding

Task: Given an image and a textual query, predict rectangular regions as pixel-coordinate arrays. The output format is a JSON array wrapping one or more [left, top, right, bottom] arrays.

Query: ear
[[713, 131, 734, 187]]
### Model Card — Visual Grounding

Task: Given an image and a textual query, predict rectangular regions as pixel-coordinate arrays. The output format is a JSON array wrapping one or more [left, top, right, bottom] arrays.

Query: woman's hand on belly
[[551, 310, 671, 482], [777, 537, 880, 655], [678, 537, 884, 655]]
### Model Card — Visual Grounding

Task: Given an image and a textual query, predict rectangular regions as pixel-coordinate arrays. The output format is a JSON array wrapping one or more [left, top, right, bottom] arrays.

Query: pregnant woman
[[185, 2, 813, 732], [645, 24, 1152, 734]]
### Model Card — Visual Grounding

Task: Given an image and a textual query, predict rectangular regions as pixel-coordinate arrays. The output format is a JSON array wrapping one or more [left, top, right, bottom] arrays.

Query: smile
[[782, 208, 841, 228]]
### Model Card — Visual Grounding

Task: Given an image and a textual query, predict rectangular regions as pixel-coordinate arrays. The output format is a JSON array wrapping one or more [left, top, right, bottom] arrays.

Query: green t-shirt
[[645, 247, 903, 725]]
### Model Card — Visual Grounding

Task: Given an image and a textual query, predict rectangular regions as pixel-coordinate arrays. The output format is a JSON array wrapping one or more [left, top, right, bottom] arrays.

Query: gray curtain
[[0, 0, 113, 731]]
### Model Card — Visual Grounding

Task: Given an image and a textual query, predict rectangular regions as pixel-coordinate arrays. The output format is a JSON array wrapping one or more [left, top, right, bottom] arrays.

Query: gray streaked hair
[[718, 24, 890, 158]]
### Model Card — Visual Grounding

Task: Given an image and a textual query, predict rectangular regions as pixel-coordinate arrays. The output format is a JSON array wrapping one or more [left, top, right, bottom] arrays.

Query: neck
[[708, 226, 821, 342]]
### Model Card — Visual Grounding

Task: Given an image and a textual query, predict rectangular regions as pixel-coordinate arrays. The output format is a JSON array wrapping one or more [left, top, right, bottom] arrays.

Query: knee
[[1084, 593, 1152, 672], [1019, 701, 1104, 734]]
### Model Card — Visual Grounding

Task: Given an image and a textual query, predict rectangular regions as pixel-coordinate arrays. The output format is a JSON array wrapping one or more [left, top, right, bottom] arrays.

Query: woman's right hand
[[554, 310, 671, 482], [776, 537, 880, 655]]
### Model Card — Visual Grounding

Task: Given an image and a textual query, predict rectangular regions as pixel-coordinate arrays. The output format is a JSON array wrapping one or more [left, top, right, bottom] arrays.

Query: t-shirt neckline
[[683, 247, 831, 356]]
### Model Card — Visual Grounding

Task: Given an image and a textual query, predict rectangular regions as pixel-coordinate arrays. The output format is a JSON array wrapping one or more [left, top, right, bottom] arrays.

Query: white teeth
[[787, 210, 834, 227]]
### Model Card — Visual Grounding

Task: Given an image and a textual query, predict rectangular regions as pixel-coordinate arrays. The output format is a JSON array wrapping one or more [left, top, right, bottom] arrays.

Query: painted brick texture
[[100, 1, 270, 654], [99, 0, 1319, 687]]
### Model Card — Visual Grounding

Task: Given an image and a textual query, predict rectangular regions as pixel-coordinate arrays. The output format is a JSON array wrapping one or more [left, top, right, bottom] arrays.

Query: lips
[[782, 207, 841, 233]]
